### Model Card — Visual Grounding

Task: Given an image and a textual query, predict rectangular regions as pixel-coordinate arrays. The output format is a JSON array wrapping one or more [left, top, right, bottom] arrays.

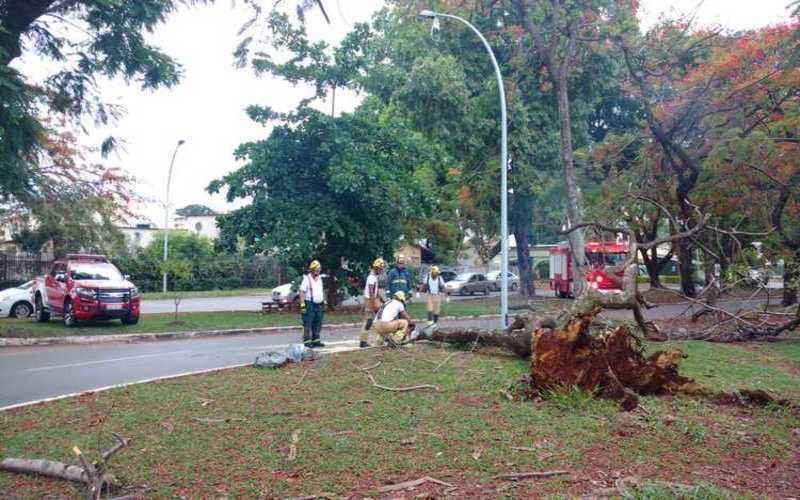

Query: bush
[[111, 232, 284, 292]]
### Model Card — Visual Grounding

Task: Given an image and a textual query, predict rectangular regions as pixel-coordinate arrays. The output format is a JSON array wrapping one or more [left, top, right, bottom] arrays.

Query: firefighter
[[359, 258, 387, 348], [299, 259, 325, 348], [387, 255, 413, 300], [373, 290, 413, 347], [423, 265, 446, 324]]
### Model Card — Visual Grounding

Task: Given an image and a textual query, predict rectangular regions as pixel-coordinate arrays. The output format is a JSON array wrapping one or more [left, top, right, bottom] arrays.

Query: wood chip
[[378, 476, 454, 493], [288, 430, 301, 462]]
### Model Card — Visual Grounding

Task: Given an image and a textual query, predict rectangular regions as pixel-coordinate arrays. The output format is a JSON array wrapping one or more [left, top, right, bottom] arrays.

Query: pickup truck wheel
[[35, 295, 50, 322], [11, 301, 33, 318], [63, 300, 78, 327], [121, 315, 139, 325]]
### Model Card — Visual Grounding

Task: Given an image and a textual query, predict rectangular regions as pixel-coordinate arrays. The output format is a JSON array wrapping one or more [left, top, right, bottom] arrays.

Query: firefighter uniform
[[359, 258, 386, 348], [300, 260, 325, 347]]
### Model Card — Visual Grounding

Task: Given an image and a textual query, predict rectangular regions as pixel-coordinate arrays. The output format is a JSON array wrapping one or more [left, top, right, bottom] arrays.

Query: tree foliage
[[209, 106, 433, 303]]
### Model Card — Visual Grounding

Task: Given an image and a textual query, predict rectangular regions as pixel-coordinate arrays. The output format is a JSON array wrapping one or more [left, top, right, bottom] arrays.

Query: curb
[[0, 314, 502, 348]]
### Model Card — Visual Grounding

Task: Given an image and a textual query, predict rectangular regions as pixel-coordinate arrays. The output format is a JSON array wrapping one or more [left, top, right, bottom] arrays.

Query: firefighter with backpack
[[422, 265, 446, 325]]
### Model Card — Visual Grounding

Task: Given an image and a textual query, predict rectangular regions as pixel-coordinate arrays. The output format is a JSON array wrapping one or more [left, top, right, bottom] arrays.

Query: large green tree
[[209, 106, 433, 304]]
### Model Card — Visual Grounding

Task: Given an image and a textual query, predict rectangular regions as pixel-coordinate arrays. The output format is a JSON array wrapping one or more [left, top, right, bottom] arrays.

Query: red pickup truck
[[32, 254, 140, 327]]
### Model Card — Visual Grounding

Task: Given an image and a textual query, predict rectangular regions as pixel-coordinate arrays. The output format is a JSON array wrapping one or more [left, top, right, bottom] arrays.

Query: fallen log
[[0, 458, 99, 484]]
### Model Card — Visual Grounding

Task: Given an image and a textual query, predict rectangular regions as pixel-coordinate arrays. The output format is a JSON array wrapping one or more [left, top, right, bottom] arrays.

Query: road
[[0, 299, 765, 410], [139, 290, 551, 314]]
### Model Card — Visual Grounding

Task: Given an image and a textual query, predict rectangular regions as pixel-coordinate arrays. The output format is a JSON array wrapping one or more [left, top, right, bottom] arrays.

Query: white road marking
[[2, 342, 362, 412], [24, 350, 195, 372]]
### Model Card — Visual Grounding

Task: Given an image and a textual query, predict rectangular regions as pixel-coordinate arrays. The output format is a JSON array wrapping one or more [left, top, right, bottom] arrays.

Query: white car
[[271, 283, 299, 306], [0, 280, 35, 318]]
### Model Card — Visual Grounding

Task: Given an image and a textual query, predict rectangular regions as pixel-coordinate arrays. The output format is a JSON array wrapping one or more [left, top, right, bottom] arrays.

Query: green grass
[[141, 288, 274, 301], [1, 341, 797, 497], [0, 298, 552, 339]]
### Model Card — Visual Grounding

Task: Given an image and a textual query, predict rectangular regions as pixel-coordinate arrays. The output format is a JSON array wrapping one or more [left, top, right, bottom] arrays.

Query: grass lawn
[[1, 340, 798, 497], [141, 288, 274, 301], [0, 298, 551, 339]]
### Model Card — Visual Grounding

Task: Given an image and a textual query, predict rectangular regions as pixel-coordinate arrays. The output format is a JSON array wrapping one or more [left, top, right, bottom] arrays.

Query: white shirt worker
[[300, 274, 324, 304]]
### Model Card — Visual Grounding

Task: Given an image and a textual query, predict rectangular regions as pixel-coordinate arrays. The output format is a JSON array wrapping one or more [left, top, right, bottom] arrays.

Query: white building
[[172, 214, 221, 240], [118, 223, 162, 249]]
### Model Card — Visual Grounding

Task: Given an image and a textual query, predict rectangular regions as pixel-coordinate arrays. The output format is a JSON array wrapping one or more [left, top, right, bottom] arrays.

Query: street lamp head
[[177, 139, 185, 146], [418, 10, 437, 19]]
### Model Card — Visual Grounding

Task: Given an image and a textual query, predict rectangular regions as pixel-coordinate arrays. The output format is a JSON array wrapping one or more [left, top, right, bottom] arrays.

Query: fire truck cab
[[549, 241, 629, 298]]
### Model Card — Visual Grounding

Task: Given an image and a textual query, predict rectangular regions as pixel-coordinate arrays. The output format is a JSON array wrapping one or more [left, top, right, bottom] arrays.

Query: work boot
[[433, 314, 439, 324], [359, 341, 370, 348], [312, 340, 326, 348]]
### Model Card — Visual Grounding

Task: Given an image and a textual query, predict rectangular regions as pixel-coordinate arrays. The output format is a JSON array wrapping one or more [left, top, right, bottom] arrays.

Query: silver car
[[485, 271, 519, 292], [445, 272, 493, 296]]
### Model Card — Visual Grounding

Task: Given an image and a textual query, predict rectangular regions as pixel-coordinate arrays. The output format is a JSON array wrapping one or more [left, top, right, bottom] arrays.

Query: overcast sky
[[14, 0, 795, 225]]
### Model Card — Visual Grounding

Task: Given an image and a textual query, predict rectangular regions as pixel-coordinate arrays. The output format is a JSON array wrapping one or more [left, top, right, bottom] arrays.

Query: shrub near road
[[0, 342, 798, 497]]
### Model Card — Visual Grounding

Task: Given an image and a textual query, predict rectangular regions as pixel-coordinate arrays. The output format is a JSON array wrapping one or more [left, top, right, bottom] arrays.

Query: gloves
[[300, 301, 307, 314]]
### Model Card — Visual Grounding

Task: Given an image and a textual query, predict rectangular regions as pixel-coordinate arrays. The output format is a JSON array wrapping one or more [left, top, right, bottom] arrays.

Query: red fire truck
[[549, 241, 629, 298]]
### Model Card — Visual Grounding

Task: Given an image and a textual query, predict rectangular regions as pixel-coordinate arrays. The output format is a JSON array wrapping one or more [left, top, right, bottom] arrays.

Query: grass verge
[[0, 298, 554, 339], [1, 340, 798, 497]]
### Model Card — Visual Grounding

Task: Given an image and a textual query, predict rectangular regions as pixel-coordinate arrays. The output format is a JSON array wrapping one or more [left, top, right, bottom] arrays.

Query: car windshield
[[18, 281, 34, 290], [70, 263, 123, 281], [454, 273, 473, 281]]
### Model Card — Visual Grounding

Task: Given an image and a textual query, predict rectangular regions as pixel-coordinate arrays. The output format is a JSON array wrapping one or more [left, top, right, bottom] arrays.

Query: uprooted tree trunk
[[420, 308, 698, 410]]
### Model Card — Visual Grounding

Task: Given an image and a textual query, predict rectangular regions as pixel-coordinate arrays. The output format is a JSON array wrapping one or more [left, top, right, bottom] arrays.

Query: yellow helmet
[[393, 290, 407, 303], [431, 266, 440, 276], [372, 258, 386, 270], [309, 260, 321, 271]]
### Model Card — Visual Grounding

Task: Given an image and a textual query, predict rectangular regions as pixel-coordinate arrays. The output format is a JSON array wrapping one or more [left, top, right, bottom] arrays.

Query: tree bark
[[511, 194, 536, 297], [0, 458, 112, 485], [783, 252, 799, 306]]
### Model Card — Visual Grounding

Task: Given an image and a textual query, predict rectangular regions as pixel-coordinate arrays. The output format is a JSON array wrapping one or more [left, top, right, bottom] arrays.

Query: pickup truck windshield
[[70, 263, 124, 281]]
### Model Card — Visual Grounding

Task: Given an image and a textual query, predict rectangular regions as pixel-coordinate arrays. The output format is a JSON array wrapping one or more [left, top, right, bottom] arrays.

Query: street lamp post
[[418, 10, 509, 328], [162, 139, 186, 294]]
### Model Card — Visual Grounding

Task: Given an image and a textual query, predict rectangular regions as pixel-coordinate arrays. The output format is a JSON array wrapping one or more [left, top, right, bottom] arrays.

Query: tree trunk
[[640, 247, 664, 288], [554, 72, 587, 295], [511, 195, 536, 297], [783, 252, 799, 306], [676, 238, 695, 297]]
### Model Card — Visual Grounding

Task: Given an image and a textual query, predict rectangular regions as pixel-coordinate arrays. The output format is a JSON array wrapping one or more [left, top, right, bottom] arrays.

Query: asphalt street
[[0, 299, 766, 409], [139, 290, 552, 314]]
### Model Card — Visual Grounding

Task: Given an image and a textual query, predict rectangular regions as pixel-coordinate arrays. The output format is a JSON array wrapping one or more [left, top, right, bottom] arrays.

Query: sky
[[13, 0, 795, 226]]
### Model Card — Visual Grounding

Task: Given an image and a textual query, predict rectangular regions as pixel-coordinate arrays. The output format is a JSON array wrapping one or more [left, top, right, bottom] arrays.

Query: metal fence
[[0, 253, 52, 287]]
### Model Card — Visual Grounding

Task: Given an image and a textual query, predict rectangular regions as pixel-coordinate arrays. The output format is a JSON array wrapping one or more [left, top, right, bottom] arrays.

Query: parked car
[[271, 283, 300, 306], [444, 272, 492, 296], [0, 280, 35, 318], [485, 271, 519, 292], [439, 270, 458, 283], [32, 254, 141, 326]]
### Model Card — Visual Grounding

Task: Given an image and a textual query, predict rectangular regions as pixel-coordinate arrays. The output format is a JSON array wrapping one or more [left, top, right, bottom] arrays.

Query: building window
[[195, 222, 203, 232]]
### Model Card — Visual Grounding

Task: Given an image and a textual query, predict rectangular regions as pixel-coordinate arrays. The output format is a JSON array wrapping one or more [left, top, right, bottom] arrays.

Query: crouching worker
[[373, 291, 414, 347]]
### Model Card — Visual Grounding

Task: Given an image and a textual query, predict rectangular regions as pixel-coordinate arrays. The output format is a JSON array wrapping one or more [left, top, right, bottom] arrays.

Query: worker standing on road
[[299, 260, 325, 348], [423, 266, 446, 325], [373, 291, 414, 347], [359, 258, 386, 348], [387, 255, 413, 301]]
